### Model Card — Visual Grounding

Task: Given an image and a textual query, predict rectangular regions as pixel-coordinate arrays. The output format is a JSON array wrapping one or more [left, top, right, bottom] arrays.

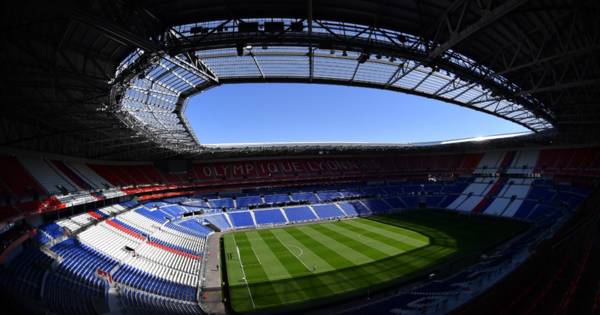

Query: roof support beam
[[167, 28, 219, 83], [518, 78, 600, 95], [249, 53, 265, 79], [69, 9, 160, 53], [428, 0, 527, 60], [385, 62, 419, 87], [498, 45, 600, 75], [307, 0, 314, 81]]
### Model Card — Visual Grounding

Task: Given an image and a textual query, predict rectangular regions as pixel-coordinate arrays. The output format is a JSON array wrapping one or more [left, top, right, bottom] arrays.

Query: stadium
[[1, 0, 600, 314]]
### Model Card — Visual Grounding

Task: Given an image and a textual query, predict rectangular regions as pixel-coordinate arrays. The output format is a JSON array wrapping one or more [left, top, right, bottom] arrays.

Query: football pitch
[[222, 210, 528, 313]]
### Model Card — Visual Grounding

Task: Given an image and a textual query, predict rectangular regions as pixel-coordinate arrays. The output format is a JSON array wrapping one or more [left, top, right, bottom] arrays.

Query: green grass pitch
[[222, 210, 528, 313]]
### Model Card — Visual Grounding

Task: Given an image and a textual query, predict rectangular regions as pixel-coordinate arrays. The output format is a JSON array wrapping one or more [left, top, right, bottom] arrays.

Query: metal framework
[[1, 0, 599, 160], [111, 18, 554, 151]]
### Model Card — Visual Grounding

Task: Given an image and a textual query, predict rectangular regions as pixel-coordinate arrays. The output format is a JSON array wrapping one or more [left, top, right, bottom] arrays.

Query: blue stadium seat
[[0, 246, 52, 299], [513, 200, 539, 219], [135, 207, 169, 223], [383, 197, 406, 209], [312, 204, 345, 219], [44, 238, 117, 314], [120, 200, 140, 208], [119, 286, 202, 314], [401, 196, 421, 208], [253, 209, 287, 225], [263, 194, 291, 204], [208, 198, 234, 209], [290, 192, 319, 203], [283, 206, 317, 222], [236, 195, 263, 208], [337, 202, 359, 216], [347, 201, 371, 215], [424, 196, 445, 208], [204, 214, 231, 230], [39, 222, 65, 239], [113, 264, 196, 301], [228, 211, 255, 228], [164, 222, 207, 238], [362, 199, 391, 213], [316, 190, 343, 202], [177, 219, 214, 236], [362, 187, 387, 196], [159, 205, 187, 217]]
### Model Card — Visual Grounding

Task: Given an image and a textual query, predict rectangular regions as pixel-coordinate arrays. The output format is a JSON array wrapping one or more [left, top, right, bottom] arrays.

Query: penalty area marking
[[285, 244, 304, 258], [249, 244, 262, 265], [281, 242, 317, 273]]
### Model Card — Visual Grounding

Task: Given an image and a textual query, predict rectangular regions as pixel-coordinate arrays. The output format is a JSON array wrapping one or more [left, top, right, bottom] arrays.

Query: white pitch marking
[[249, 243, 262, 265], [231, 235, 256, 309], [281, 242, 315, 273], [286, 244, 304, 258]]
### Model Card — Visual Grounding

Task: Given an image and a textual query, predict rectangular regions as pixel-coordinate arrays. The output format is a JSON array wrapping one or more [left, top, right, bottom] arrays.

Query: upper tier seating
[[0, 156, 46, 197], [290, 192, 320, 203], [235, 195, 262, 208], [50, 160, 93, 191], [507, 150, 540, 174], [67, 162, 114, 189], [20, 157, 79, 194], [316, 190, 343, 202], [208, 198, 234, 209], [263, 194, 291, 204], [473, 151, 506, 175], [535, 148, 600, 177], [5, 149, 599, 221]]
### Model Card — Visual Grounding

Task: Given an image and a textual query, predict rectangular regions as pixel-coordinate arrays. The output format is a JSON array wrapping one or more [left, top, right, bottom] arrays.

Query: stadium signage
[[195, 158, 380, 178]]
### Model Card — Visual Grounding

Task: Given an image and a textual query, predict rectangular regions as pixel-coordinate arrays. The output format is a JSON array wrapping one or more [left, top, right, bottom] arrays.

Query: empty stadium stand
[[0, 147, 598, 314]]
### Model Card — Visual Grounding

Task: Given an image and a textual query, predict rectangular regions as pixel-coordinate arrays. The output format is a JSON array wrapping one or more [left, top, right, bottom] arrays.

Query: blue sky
[[186, 83, 528, 144]]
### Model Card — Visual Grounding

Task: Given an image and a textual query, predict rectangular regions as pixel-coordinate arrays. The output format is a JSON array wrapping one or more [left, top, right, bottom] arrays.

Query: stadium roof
[[1, 0, 599, 160]]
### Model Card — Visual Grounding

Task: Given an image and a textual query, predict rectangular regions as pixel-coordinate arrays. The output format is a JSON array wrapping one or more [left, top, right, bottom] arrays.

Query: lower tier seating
[[253, 208, 287, 225], [283, 206, 317, 222]]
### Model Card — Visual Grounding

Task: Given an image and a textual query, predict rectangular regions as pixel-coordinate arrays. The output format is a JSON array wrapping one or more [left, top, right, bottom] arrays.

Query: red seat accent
[[472, 178, 507, 214], [87, 210, 103, 220], [105, 219, 145, 240], [148, 241, 201, 260], [51, 160, 92, 190]]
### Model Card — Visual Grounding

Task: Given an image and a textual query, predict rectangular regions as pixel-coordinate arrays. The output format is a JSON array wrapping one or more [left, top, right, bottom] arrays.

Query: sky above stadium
[[186, 83, 528, 144]]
